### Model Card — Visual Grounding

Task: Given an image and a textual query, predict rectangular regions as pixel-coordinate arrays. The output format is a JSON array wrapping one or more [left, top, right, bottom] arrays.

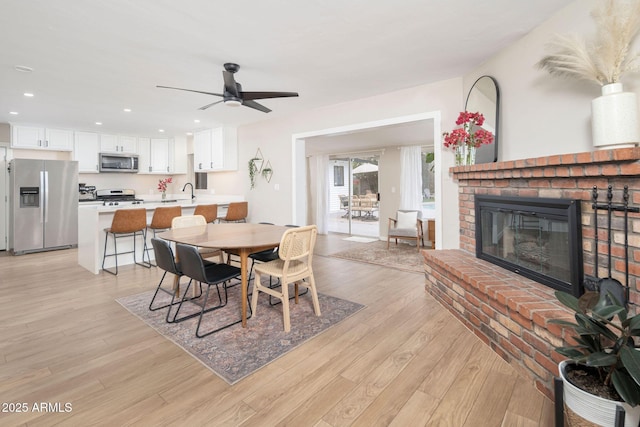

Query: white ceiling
[[0, 0, 572, 139]]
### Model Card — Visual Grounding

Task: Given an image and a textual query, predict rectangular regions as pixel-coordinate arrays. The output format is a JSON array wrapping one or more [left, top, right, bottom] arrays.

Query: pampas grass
[[538, 0, 640, 85]]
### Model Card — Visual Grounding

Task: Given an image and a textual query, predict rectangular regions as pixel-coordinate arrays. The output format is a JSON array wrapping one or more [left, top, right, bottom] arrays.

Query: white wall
[[228, 78, 462, 248], [464, 0, 639, 160]]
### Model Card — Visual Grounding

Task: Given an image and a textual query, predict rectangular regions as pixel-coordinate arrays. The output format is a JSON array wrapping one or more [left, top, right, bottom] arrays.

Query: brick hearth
[[423, 147, 640, 398]]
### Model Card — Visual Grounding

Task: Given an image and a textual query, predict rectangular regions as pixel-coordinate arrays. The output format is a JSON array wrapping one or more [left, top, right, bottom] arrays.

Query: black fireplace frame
[[474, 195, 584, 296]]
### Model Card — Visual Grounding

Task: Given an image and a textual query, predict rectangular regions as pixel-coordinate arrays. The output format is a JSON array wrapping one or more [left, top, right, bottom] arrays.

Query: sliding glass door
[[328, 155, 379, 237]]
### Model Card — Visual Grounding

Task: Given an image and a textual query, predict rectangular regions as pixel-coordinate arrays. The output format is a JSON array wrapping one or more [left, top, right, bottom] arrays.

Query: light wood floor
[[0, 234, 554, 426]]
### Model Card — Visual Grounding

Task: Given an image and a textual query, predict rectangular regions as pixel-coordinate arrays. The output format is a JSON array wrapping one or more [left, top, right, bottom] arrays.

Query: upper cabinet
[[193, 127, 237, 171], [100, 134, 137, 153], [73, 131, 100, 173], [137, 136, 187, 174], [12, 125, 73, 151]]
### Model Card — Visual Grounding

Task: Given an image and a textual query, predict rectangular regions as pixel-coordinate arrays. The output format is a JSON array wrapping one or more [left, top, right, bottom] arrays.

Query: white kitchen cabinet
[[99, 134, 118, 152], [74, 131, 100, 173], [118, 136, 137, 153], [137, 137, 151, 173], [171, 135, 187, 174], [11, 125, 73, 151], [137, 137, 185, 174], [100, 134, 137, 153], [193, 127, 237, 171], [150, 138, 170, 173]]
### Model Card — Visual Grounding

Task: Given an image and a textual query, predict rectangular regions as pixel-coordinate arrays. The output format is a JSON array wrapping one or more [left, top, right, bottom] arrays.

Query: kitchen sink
[[160, 199, 178, 203]]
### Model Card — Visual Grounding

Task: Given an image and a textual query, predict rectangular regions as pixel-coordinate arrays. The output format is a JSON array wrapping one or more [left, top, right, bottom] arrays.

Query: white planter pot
[[591, 83, 640, 150], [559, 360, 640, 427]]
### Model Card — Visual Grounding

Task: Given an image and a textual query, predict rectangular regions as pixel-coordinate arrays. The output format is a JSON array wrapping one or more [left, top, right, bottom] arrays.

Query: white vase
[[591, 83, 640, 150], [559, 360, 640, 427]]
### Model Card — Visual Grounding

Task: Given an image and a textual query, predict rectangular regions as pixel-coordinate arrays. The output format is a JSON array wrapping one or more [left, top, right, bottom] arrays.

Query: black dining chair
[[149, 238, 205, 321], [173, 243, 249, 338]]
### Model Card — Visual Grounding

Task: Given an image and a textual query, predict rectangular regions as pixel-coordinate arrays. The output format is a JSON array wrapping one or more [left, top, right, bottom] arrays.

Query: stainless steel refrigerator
[[9, 159, 79, 255]]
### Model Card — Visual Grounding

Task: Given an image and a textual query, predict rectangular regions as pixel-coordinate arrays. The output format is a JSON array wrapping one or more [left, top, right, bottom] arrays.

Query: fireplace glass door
[[479, 210, 571, 283], [475, 196, 583, 296]]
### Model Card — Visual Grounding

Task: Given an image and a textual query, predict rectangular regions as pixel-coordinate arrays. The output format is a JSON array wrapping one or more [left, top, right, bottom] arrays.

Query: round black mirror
[[465, 76, 499, 164]]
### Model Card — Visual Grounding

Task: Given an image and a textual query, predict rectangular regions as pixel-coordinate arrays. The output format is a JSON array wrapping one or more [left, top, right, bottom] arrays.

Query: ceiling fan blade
[[198, 100, 225, 110], [243, 100, 272, 113], [156, 85, 223, 97], [241, 91, 299, 101], [222, 71, 239, 97]]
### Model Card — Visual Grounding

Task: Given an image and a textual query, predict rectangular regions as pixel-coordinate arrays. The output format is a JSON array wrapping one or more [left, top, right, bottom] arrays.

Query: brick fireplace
[[423, 147, 640, 399]]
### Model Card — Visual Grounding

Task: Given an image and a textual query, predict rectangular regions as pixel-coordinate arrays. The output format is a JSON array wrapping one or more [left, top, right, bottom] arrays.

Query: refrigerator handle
[[43, 171, 49, 223], [39, 171, 45, 224]]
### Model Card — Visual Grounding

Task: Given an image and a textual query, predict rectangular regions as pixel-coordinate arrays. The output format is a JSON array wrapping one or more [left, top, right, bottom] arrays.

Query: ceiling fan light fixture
[[225, 99, 242, 107]]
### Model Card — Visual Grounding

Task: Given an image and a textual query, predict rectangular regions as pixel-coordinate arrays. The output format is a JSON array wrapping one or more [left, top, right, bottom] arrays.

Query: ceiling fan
[[156, 63, 298, 113]]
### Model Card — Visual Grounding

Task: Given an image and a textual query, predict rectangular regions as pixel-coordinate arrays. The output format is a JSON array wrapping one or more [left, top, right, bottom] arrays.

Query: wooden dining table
[[158, 222, 289, 327]]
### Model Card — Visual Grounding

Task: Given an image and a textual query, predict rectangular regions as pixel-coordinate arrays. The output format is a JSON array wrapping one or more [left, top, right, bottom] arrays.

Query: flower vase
[[591, 83, 640, 150], [455, 144, 476, 166], [161, 191, 166, 200]]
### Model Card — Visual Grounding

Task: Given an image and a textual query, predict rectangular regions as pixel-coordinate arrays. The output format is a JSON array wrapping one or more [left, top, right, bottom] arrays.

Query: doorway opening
[[328, 155, 379, 237]]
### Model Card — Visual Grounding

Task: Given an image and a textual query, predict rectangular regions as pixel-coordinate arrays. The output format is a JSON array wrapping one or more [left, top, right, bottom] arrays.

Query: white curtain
[[400, 145, 423, 210], [308, 154, 329, 234]]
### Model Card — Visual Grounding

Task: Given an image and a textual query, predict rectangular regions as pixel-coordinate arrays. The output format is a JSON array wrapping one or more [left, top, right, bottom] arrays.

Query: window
[[334, 165, 344, 186]]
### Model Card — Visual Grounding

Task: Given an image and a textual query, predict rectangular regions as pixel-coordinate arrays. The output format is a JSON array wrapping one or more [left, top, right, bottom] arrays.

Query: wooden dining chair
[[171, 215, 224, 263], [250, 225, 321, 332]]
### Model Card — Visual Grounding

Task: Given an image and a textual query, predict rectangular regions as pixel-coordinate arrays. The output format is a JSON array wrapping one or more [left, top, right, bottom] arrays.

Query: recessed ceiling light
[[186, 132, 193, 136], [158, 129, 165, 133], [23, 92, 34, 97], [194, 119, 200, 123], [123, 108, 131, 112], [95, 122, 102, 125], [9, 111, 18, 115], [15, 65, 34, 73]]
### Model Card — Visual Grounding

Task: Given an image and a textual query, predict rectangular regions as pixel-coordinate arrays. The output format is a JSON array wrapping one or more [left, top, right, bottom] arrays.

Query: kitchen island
[[78, 196, 244, 274]]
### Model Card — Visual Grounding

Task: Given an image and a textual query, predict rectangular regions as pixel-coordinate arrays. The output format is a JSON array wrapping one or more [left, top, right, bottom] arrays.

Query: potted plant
[[537, 0, 640, 149], [442, 111, 494, 166], [261, 159, 273, 183], [552, 290, 640, 425], [248, 158, 259, 189]]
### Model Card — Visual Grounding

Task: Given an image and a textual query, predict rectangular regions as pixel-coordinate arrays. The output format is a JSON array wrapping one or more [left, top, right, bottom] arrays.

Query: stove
[[96, 189, 144, 206]]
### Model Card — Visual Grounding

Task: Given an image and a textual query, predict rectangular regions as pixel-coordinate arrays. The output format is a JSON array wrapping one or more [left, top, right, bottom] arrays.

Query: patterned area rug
[[116, 281, 364, 385], [330, 240, 425, 273]]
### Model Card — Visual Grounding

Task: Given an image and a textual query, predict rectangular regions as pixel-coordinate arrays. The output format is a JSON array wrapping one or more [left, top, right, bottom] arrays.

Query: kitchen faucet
[[182, 182, 195, 200]]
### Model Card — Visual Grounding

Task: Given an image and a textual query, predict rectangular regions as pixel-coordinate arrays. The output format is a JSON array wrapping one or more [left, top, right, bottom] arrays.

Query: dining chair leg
[[281, 278, 291, 333], [250, 271, 261, 316], [308, 274, 321, 316]]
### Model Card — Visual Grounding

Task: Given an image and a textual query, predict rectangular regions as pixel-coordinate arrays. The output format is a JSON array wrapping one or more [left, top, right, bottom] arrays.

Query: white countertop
[[79, 195, 245, 212]]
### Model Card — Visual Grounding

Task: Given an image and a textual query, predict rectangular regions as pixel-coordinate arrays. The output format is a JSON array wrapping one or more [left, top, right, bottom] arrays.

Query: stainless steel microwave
[[99, 153, 139, 173]]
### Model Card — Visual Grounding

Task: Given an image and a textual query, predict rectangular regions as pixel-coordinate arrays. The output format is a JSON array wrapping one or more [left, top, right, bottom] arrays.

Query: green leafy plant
[[248, 158, 259, 189], [552, 290, 640, 406]]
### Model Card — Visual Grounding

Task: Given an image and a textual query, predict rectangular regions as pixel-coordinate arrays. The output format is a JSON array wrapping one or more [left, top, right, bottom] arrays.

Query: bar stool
[[102, 208, 151, 275], [193, 204, 218, 223], [146, 206, 182, 265], [148, 206, 182, 237], [218, 201, 248, 223]]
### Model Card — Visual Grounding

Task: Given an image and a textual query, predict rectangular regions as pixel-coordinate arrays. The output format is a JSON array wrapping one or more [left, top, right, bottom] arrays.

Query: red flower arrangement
[[443, 111, 494, 149], [157, 177, 172, 192]]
